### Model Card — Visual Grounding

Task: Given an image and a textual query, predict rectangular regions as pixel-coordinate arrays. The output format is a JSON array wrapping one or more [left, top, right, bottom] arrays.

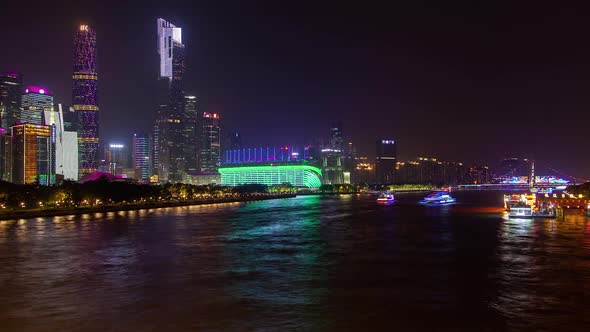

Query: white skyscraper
[[43, 104, 78, 180], [157, 18, 183, 80]]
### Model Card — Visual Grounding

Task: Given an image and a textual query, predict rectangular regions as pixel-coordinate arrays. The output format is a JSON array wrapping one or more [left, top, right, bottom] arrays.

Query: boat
[[420, 192, 456, 205], [507, 201, 557, 219], [377, 192, 395, 204], [504, 193, 535, 211], [509, 203, 533, 218]]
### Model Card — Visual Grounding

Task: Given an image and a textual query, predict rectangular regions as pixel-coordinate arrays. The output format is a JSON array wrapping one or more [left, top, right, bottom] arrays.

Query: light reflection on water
[[0, 193, 589, 331]]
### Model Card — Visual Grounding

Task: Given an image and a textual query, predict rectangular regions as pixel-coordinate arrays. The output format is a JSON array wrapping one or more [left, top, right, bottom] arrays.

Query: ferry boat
[[504, 193, 535, 211], [508, 203, 533, 218], [506, 193, 556, 218], [420, 192, 456, 205], [377, 192, 395, 204]]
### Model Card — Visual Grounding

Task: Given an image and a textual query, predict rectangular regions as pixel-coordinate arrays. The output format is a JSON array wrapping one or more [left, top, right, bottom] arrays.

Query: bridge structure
[[454, 160, 587, 192]]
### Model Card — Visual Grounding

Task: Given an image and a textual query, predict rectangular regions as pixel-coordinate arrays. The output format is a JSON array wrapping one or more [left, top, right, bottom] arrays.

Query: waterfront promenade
[[0, 193, 295, 220]]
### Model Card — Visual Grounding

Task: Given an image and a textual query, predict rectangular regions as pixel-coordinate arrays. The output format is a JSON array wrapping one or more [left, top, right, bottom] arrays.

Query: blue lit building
[[133, 133, 152, 183]]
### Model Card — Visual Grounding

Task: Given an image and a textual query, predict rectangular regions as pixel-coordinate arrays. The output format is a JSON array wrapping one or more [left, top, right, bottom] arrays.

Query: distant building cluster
[[1, 19, 523, 189], [0, 20, 222, 186], [0, 23, 98, 184]]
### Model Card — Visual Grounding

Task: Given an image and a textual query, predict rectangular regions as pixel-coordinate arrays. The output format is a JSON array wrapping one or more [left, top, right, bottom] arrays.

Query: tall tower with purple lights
[[72, 24, 99, 179]]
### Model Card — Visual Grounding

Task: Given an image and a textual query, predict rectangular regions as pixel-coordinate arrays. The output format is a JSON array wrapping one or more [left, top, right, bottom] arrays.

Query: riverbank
[[0, 194, 296, 220]]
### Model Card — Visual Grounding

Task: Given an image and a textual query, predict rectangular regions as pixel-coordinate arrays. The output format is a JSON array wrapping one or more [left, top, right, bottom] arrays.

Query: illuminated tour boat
[[377, 192, 395, 204], [420, 192, 456, 205], [504, 193, 556, 218]]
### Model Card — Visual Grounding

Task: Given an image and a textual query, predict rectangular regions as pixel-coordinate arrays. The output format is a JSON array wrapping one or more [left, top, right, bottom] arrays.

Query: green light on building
[[219, 164, 322, 188]]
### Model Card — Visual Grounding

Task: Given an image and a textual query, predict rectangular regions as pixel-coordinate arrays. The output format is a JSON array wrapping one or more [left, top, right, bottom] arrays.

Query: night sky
[[1, 1, 589, 178]]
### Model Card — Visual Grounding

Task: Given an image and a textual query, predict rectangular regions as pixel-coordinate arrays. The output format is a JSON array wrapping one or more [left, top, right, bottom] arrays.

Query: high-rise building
[[329, 121, 344, 151], [0, 71, 23, 130], [376, 139, 396, 184], [133, 133, 152, 183], [105, 143, 129, 175], [0, 129, 12, 182], [198, 112, 221, 173], [321, 148, 344, 184], [59, 104, 78, 131], [73, 24, 99, 179], [21, 86, 54, 124], [47, 104, 78, 181], [11, 123, 55, 185], [183, 95, 198, 174], [154, 18, 186, 183]]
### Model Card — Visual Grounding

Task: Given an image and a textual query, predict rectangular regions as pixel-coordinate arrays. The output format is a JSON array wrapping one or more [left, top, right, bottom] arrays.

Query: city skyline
[[1, 2, 589, 178]]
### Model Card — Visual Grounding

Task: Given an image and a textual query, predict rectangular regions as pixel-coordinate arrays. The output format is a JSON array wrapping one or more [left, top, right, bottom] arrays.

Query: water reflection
[[0, 194, 589, 331]]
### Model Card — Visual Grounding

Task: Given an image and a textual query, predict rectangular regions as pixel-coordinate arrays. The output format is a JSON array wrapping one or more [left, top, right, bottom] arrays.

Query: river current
[[1, 192, 589, 331]]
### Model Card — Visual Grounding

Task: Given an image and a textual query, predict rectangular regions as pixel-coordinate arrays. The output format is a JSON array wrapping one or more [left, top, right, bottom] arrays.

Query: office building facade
[[11, 123, 55, 185], [133, 133, 152, 183], [154, 18, 186, 183], [376, 139, 396, 184], [183, 95, 198, 174], [21, 86, 54, 124], [105, 143, 129, 175], [198, 112, 221, 173], [0, 71, 23, 130], [0, 129, 12, 182]]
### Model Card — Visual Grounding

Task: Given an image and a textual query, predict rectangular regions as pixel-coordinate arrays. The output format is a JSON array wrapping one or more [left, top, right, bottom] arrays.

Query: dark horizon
[[1, 1, 589, 178]]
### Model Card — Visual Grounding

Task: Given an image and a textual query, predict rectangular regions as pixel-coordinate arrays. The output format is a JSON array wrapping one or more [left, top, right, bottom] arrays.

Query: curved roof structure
[[219, 164, 322, 188]]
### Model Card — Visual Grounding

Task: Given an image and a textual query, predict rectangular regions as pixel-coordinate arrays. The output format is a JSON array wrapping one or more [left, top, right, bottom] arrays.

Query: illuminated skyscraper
[[133, 133, 152, 183], [52, 104, 78, 181], [329, 121, 344, 151], [376, 139, 396, 184], [183, 95, 198, 174], [0, 129, 12, 182], [321, 122, 345, 184], [105, 143, 129, 175], [73, 24, 99, 179], [21, 86, 54, 124], [0, 71, 22, 130], [154, 18, 185, 183], [198, 112, 221, 173], [11, 123, 55, 185]]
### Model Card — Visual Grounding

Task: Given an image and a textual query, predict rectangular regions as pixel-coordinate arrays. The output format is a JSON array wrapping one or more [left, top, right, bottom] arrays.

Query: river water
[[1, 193, 589, 331]]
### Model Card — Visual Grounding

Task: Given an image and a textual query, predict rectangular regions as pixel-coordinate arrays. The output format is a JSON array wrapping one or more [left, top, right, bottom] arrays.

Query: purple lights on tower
[[72, 24, 99, 178], [24, 86, 52, 95]]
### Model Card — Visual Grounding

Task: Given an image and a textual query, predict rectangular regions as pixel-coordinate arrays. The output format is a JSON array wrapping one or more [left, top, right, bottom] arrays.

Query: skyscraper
[[321, 122, 345, 184], [183, 95, 198, 174], [105, 143, 129, 175], [133, 133, 152, 183], [73, 24, 99, 179], [0, 129, 13, 182], [376, 139, 396, 184], [198, 112, 221, 173], [53, 104, 78, 181], [11, 123, 55, 185], [21, 86, 54, 124], [329, 121, 344, 151], [0, 71, 22, 130], [154, 18, 186, 183]]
